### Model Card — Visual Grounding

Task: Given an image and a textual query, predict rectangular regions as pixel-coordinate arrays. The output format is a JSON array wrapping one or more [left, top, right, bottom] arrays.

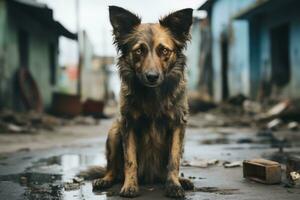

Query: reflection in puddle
[[0, 153, 108, 200]]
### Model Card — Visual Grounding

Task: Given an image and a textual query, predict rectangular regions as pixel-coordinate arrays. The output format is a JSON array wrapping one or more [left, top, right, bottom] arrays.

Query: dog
[[84, 6, 193, 198]]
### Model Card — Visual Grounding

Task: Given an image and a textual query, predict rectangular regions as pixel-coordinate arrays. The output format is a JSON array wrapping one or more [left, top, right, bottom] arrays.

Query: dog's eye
[[162, 48, 169, 56], [135, 48, 142, 55]]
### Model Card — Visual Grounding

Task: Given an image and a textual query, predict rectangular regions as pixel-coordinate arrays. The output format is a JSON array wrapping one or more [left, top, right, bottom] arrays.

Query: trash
[[227, 94, 247, 106], [188, 92, 217, 113], [195, 187, 239, 195], [63, 181, 81, 191], [73, 177, 84, 183], [266, 101, 290, 117], [223, 161, 242, 168], [0, 110, 64, 133], [243, 100, 262, 114], [7, 124, 25, 133], [243, 159, 281, 184], [256, 100, 290, 120], [290, 172, 300, 181], [267, 119, 282, 130], [286, 155, 300, 186], [288, 122, 299, 131], [181, 159, 219, 168]]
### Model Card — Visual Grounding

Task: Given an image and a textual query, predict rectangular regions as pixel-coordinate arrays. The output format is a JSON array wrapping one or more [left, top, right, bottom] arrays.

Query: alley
[[1, 113, 300, 200]]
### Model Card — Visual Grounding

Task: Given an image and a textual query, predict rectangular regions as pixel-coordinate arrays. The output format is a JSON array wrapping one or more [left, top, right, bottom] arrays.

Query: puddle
[[0, 153, 108, 200]]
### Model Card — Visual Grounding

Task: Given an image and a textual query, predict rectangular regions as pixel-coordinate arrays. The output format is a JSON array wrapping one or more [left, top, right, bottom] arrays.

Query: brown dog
[[91, 6, 193, 198]]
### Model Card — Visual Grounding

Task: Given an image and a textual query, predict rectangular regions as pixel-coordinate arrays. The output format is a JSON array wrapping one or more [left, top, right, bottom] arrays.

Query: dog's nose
[[146, 72, 159, 83]]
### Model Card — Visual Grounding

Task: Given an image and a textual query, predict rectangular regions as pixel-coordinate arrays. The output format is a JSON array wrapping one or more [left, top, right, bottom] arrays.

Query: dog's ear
[[159, 8, 193, 44], [109, 6, 141, 38]]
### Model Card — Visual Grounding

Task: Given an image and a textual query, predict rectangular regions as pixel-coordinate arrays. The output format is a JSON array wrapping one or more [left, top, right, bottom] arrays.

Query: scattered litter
[[64, 177, 84, 191], [288, 122, 299, 131], [182, 159, 219, 168], [243, 159, 281, 184], [290, 172, 300, 181], [201, 137, 229, 145], [105, 191, 118, 197], [63, 181, 81, 191], [223, 161, 242, 168], [7, 124, 25, 133], [243, 100, 262, 114], [195, 187, 239, 195], [286, 155, 300, 186], [73, 177, 84, 183], [20, 176, 27, 185], [267, 119, 282, 130]]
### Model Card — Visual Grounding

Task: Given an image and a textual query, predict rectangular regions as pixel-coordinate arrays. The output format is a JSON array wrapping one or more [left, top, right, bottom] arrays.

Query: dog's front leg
[[165, 127, 185, 198], [120, 129, 139, 197]]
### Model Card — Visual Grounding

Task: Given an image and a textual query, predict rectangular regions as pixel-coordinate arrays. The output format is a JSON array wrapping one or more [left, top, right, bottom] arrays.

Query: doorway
[[270, 23, 290, 87], [221, 32, 229, 100]]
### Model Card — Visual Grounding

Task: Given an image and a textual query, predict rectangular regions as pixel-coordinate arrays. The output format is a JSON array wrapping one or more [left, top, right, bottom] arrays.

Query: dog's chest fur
[[121, 83, 187, 183]]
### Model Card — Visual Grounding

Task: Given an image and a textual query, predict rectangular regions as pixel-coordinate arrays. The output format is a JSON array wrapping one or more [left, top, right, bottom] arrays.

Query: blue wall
[[210, 0, 255, 102], [249, 1, 300, 99]]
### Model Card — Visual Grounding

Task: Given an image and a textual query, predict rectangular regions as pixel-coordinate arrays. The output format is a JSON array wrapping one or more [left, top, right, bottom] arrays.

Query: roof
[[8, 0, 77, 40], [234, 0, 296, 20], [198, 0, 215, 11]]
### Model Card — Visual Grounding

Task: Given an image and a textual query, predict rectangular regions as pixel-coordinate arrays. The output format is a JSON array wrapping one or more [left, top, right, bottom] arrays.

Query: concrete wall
[[0, 4, 59, 110], [249, 1, 300, 99], [186, 20, 201, 91], [0, 0, 7, 108], [210, 0, 255, 101]]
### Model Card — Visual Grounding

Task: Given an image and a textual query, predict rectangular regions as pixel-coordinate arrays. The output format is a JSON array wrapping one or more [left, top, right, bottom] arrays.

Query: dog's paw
[[165, 183, 185, 198], [92, 178, 113, 190], [119, 184, 139, 198], [179, 178, 194, 191]]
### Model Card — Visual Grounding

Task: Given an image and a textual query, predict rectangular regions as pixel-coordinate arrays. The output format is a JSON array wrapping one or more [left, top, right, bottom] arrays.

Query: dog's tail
[[77, 166, 106, 180]]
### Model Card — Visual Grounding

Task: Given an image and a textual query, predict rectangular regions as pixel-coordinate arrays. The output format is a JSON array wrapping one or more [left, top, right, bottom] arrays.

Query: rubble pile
[[0, 110, 99, 134]]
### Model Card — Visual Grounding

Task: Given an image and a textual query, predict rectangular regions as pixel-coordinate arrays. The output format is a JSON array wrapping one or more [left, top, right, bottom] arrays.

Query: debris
[[243, 100, 262, 114], [267, 101, 290, 118], [201, 137, 229, 145], [63, 181, 81, 191], [72, 116, 98, 125], [188, 92, 217, 113], [288, 122, 299, 131], [267, 118, 282, 130], [243, 159, 281, 184], [195, 187, 239, 195], [20, 176, 27, 185], [223, 161, 242, 168], [182, 159, 219, 168], [290, 172, 300, 182], [227, 94, 247, 106], [7, 124, 25, 133], [73, 177, 84, 183], [286, 155, 300, 186], [237, 138, 253, 144]]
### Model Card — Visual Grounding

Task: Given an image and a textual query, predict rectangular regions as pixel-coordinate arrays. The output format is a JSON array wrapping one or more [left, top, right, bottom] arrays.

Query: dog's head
[[109, 6, 193, 87]]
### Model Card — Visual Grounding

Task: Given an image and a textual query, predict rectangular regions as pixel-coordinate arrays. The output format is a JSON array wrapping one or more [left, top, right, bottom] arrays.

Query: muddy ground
[[0, 114, 300, 200]]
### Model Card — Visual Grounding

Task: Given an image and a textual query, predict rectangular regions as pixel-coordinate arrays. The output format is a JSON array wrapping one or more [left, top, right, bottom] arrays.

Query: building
[[0, 0, 76, 111], [197, 0, 300, 102]]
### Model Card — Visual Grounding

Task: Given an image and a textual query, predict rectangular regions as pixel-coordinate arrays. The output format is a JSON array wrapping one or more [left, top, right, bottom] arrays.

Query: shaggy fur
[[88, 6, 193, 198]]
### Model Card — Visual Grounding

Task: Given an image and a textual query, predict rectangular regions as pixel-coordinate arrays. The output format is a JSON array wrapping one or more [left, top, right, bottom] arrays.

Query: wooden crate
[[243, 159, 281, 184]]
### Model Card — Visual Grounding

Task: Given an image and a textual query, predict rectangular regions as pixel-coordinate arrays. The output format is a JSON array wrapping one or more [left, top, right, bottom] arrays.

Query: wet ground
[[0, 116, 300, 200]]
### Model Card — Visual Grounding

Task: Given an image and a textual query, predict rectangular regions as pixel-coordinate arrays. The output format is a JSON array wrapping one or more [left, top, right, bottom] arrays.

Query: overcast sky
[[38, 0, 206, 65]]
